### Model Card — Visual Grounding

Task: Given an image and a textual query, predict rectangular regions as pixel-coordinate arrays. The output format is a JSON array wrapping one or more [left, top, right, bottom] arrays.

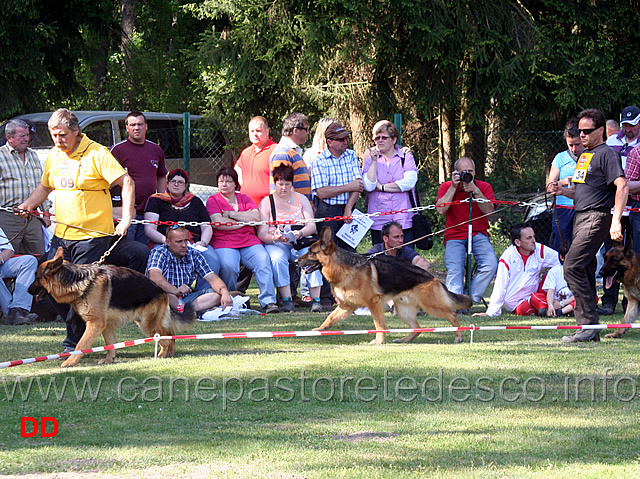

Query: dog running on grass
[[297, 227, 472, 344], [28, 247, 197, 367], [599, 244, 640, 339]]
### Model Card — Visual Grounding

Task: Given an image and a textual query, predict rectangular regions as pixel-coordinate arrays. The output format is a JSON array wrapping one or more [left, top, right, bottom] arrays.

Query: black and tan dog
[[600, 244, 640, 339], [298, 227, 472, 344], [29, 247, 196, 367]]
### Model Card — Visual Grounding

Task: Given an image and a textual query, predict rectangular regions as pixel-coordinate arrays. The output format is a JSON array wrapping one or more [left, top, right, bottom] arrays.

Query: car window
[[146, 119, 181, 158], [83, 120, 114, 147]]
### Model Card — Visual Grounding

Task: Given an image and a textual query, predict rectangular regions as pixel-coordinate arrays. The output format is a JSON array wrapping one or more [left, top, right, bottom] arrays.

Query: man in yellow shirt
[[18, 108, 135, 350]]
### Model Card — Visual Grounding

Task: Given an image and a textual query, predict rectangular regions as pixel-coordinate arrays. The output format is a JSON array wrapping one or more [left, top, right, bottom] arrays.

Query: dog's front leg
[[61, 320, 104, 368], [606, 294, 638, 338], [98, 326, 118, 365], [368, 300, 387, 344], [393, 298, 421, 343], [313, 306, 355, 331]]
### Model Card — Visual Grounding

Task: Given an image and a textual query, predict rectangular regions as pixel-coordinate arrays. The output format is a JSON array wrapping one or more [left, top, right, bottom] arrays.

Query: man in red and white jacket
[[473, 224, 559, 317]]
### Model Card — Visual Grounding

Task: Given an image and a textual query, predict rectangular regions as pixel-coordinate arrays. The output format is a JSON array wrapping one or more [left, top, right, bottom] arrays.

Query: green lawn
[[2, 303, 640, 478]]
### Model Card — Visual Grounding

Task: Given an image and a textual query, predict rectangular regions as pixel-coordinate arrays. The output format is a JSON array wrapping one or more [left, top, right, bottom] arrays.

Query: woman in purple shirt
[[363, 120, 419, 246]]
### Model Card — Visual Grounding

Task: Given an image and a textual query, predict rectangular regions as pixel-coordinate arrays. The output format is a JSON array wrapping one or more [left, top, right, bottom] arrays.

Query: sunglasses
[[579, 127, 599, 135], [374, 135, 391, 141], [296, 126, 309, 132]]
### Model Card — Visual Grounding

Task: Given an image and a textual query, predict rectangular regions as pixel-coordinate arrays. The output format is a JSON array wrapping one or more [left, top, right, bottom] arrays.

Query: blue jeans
[[444, 233, 498, 303], [0, 255, 38, 315], [265, 243, 323, 289], [217, 244, 277, 307]]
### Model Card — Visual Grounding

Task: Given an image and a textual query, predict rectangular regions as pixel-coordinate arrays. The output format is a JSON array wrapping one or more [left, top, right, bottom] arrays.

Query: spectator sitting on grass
[[473, 224, 559, 317], [535, 246, 578, 318]]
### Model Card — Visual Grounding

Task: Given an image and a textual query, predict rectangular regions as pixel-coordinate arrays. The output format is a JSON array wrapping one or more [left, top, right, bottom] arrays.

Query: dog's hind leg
[[98, 326, 118, 365], [156, 338, 176, 358], [61, 320, 105, 368], [606, 294, 638, 338], [420, 303, 464, 343]]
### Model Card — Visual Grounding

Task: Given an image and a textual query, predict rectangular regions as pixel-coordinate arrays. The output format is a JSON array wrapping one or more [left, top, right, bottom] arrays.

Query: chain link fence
[[145, 122, 235, 200]]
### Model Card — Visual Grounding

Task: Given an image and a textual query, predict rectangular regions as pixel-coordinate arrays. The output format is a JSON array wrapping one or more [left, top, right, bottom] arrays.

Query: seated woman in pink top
[[257, 164, 323, 313], [207, 167, 278, 313], [362, 120, 419, 246]]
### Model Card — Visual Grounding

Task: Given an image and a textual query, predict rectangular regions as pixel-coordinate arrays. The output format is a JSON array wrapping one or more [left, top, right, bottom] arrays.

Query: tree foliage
[[5, 0, 640, 186]]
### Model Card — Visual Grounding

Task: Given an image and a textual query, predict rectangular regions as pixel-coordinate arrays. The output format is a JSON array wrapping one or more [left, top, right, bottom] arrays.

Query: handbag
[[408, 190, 433, 250], [399, 149, 433, 250], [269, 195, 318, 250]]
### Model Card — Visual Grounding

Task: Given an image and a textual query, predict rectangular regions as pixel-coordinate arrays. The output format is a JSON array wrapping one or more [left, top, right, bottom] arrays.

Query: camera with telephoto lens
[[458, 170, 473, 183]]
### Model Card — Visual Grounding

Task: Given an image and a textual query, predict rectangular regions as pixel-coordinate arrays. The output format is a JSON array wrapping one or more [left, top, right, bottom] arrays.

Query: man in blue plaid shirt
[[147, 226, 232, 312], [311, 121, 364, 252]]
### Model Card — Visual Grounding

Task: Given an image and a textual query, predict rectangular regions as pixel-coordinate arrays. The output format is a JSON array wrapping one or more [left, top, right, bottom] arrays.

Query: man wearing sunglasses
[[311, 121, 364, 309], [549, 108, 628, 343]]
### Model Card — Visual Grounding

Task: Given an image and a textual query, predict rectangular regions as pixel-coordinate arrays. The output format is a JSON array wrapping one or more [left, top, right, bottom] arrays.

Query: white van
[[1, 111, 233, 194]]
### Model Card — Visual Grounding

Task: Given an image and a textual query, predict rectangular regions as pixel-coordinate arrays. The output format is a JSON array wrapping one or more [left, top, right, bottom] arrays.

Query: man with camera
[[436, 157, 497, 308]]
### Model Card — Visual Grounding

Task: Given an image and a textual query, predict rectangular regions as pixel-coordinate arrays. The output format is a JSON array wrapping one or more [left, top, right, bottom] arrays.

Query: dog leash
[[10, 206, 127, 264], [95, 235, 125, 265]]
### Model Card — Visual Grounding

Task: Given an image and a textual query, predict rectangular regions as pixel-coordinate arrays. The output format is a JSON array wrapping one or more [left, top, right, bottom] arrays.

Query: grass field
[[2, 299, 640, 478]]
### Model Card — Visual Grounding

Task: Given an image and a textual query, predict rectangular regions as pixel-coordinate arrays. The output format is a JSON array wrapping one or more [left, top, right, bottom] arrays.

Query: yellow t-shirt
[[43, 134, 126, 240]]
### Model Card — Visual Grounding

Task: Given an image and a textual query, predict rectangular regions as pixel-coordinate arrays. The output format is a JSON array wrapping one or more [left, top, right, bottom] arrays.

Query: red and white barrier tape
[[0, 337, 155, 369], [2, 323, 639, 369]]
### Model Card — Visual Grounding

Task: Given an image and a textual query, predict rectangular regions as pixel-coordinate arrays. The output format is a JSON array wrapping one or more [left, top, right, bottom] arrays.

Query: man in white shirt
[[473, 224, 559, 317]]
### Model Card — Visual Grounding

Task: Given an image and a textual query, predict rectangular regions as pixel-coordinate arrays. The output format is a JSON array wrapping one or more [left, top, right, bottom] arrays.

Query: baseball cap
[[620, 106, 640, 125], [325, 122, 350, 140]]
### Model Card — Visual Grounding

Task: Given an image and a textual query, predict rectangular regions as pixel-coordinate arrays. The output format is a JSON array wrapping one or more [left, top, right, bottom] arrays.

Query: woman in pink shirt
[[362, 120, 419, 246], [207, 167, 278, 313]]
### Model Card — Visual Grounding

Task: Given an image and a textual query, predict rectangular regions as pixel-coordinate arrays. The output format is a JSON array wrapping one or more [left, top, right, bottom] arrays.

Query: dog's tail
[[168, 302, 197, 333], [447, 289, 473, 310], [442, 283, 472, 310]]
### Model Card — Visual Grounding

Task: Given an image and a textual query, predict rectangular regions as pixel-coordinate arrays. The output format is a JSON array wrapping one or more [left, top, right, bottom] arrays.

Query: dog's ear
[[319, 226, 334, 251], [45, 247, 65, 273], [622, 242, 635, 258]]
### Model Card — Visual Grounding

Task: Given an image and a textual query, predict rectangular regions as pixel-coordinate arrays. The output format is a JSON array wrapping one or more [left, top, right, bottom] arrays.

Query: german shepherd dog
[[28, 247, 197, 367], [600, 244, 640, 339], [297, 227, 472, 344]]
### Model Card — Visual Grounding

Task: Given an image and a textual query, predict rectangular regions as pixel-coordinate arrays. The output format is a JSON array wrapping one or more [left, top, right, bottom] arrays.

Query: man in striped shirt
[[269, 112, 312, 200], [0, 120, 50, 255]]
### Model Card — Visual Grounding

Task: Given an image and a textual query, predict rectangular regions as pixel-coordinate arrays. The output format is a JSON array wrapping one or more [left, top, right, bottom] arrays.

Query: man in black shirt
[[549, 108, 628, 342]]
